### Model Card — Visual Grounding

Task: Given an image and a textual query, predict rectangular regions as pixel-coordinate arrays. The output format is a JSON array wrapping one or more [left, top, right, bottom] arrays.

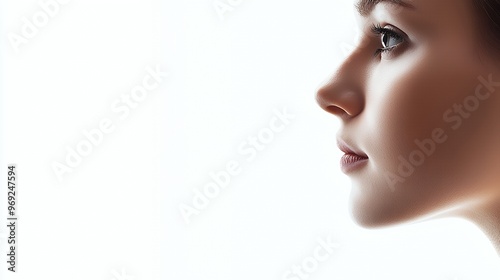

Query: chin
[[349, 205, 395, 229], [347, 184, 417, 229]]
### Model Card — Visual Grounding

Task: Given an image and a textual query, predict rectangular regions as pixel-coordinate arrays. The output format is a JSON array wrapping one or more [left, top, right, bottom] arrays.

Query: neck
[[458, 195, 500, 257]]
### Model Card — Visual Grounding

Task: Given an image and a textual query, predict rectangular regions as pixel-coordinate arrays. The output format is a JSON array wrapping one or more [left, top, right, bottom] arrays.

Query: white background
[[1, 0, 500, 280]]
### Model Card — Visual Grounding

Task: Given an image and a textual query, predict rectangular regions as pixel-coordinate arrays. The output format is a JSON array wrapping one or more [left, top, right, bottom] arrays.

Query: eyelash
[[370, 23, 405, 57]]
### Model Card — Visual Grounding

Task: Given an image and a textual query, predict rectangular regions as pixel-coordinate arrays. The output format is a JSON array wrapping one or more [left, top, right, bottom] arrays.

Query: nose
[[316, 54, 365, 120]]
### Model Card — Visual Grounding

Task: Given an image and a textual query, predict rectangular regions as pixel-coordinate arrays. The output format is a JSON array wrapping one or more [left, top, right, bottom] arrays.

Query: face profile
[[316, 0, 500, 255]]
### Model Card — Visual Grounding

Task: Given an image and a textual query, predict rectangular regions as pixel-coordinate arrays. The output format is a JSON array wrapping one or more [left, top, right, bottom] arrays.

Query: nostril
[[325, 105, 350, 117]]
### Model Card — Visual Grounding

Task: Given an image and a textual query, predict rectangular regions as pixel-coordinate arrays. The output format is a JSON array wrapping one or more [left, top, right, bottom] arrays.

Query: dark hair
[[473, 0, 500, 52]]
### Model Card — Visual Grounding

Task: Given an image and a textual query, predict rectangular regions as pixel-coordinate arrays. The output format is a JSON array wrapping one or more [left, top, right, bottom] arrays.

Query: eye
[[381, 31, 403, 48], [370, 24, 406, 57]]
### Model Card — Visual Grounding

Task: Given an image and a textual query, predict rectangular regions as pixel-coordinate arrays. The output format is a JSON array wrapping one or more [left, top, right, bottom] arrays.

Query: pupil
[[382, 34, 391, 48], [382, 34, 399, 48]]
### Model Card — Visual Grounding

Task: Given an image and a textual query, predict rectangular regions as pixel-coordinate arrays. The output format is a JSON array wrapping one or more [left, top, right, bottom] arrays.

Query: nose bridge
[[316, 50, 366, 119]]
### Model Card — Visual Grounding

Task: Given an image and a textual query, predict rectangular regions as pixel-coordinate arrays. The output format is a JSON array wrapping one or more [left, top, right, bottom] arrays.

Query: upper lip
[[337, 137, 368, 158]]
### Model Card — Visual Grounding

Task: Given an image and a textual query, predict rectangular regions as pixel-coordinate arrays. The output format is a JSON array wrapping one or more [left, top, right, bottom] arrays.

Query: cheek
[[353, 51, 494, 223], [367, 54, 472, 177]]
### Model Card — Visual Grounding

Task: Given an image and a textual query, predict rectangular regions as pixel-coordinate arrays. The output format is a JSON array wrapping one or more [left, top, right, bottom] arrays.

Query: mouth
[[337, 138, 369, 173]]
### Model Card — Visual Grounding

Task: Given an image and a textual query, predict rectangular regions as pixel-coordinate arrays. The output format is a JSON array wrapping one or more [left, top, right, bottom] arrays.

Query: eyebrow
[[355, 0, 416, 16]]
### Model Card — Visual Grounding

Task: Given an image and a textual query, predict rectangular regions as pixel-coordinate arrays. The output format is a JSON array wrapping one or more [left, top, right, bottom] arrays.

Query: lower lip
[[340, 154, 368, 173]]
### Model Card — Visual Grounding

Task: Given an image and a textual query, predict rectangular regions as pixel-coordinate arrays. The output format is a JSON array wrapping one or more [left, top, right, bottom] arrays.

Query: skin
[[316, 0, 500, 255]]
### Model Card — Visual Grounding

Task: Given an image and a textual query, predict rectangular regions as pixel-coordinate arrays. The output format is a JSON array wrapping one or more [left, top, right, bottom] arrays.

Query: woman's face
[[316, 0, 500, 227]]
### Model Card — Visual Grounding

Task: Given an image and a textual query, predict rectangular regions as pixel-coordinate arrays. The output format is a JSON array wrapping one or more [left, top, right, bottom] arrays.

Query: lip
[[340, 154, 368, 173], [337, 138, 368, 173]]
